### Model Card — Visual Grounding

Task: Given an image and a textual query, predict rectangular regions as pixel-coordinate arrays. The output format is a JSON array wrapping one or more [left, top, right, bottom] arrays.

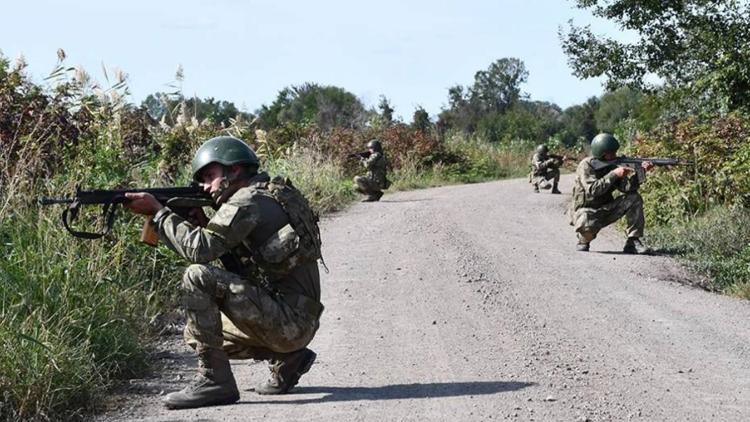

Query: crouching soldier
[[354, 139, 389, 202], [531, 144, 564, 194], [570, 133, 654, 254], [123, 136, 324, 409]]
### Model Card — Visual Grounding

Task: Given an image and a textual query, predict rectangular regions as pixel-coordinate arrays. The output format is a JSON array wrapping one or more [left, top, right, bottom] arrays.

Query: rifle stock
[[141, 217, 160, 246]]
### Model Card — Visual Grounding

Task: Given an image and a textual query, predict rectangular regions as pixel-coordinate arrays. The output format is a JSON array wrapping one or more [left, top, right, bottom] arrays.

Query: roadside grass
[[646, 206, 750, 298], [390, 135, 531, 191], [0, 197, 182, 420], [265, 146, 356, 214]]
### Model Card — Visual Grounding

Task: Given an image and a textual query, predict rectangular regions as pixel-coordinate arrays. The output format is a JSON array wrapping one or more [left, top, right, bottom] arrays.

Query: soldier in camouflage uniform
[[354, 139, 388, 202], [124, 136, 324, 409], [531, 144, 564, 194], [570, 133, 654, 253]]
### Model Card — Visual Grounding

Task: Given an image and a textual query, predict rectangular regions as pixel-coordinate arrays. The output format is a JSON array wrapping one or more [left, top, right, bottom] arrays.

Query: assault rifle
[[39, 184, 213, 243], [548, 153, 574, 162], [347, 150, 371, 159], [590, 156, 692, 182]]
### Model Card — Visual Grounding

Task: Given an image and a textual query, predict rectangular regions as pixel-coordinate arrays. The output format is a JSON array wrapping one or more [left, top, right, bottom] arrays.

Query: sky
[[1, 0, 633, 120]]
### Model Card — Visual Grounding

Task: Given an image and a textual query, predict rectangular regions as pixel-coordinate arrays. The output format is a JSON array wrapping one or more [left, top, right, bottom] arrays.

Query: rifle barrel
[[39, 198, 75, 205]]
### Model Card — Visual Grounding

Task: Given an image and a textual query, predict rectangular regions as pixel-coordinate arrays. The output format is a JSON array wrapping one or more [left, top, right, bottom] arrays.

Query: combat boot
[[362, 192, 382, 202], [623, 237, 651, 254], [255, 348, 316, 395], [576, 242, 590, 252], [533, 184, 540, 193], [551, 182, 561, 194], [163, 348, 239, 410]]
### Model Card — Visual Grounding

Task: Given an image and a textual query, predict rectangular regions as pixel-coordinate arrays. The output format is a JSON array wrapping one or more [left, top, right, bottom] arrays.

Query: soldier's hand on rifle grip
[[123, 192, 164, 215], [642, 161, 655, 172], [186, 207, 209, 227], [613, 166, 634, 178]]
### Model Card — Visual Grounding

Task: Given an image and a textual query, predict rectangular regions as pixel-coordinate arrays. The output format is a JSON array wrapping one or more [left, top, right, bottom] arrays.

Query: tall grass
[[0, 183, 184, 420], [389, 134, 532, 191], [265, 145, 355, 214]]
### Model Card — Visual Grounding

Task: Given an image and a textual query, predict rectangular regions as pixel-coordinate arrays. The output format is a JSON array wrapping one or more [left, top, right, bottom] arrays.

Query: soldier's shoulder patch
[[227, 186, 257, 206], [208, 203, 240, 230]]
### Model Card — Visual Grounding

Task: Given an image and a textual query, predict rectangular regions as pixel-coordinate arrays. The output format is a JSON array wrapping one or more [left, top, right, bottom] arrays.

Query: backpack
[[260, 176, 323, 267]]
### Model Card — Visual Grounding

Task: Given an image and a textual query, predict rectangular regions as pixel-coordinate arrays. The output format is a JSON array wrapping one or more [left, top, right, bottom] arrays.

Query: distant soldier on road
[[570, 133, 654, 253], [123, 136, 324, 409], [531, 144, 565, 194], [353, 139, 389, 202]]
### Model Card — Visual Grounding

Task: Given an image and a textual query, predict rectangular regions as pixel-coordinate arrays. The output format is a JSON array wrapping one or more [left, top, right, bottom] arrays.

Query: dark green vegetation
[[3, 1, 750, 415]]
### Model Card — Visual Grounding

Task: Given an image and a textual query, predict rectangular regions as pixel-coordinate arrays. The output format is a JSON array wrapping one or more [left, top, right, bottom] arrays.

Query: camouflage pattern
[[570, 157, 645, 242], [354, 151, 387, 195], [154, 172, 322, 357], [531, 152, 561, 188]]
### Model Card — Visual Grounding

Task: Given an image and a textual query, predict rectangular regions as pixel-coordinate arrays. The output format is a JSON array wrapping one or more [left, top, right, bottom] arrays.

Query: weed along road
[[102, 175, 750, 421]]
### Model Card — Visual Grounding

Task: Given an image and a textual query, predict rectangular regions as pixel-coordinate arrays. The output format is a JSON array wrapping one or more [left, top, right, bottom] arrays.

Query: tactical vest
[[247, 176, 323, 274]]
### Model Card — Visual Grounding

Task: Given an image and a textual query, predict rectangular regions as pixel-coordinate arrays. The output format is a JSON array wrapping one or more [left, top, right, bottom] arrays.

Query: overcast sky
[[1, 0, 633, 120]]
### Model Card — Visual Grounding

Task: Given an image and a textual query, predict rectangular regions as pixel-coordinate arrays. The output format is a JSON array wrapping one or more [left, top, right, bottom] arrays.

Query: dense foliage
[[561, 0, 750, 112]]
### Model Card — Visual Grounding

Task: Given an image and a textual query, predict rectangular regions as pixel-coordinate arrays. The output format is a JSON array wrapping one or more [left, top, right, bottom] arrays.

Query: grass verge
[[647, 206, 750, 298]]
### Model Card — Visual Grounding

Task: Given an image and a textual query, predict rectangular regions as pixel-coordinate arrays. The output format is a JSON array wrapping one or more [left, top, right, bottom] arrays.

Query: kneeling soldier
[[124, 136, 324, 409], [531, 144, 564, 194], [354, 139, 388, 202], [570, 133, 654, 253]]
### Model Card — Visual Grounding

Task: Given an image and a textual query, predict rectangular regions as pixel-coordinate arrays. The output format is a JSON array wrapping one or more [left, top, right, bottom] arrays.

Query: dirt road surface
[[98, 176, 750, 421]]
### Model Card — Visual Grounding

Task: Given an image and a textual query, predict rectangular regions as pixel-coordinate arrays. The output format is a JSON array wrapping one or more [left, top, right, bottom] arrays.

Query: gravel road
[[98, 176, 750, 421]]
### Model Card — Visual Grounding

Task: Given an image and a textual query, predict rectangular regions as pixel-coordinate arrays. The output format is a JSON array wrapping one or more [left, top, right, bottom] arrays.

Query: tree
[[437, 58, 529, 135], [561, 0, 750, 111], [411, 106, 431, 132], [594, 87, 643, 133], [559, 97, 600, 146], [378, 95, 394, 125], [470, 58, 529, 114], [256, 83, 367, 131]]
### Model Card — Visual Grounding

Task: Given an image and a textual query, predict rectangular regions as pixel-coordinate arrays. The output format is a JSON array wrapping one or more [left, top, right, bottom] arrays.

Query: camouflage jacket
[[153, 172, 320, 299], [531, 153, 561, 176], [571, 157, 640, 210], [362, 152, 387, 188]]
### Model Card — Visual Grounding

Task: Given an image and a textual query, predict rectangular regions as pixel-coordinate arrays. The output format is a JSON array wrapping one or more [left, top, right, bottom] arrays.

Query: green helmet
[[590, 133, 620, 159], [191, 136, 259, 181], [366, 139, 383, 153], [535, 144, 548, 155]]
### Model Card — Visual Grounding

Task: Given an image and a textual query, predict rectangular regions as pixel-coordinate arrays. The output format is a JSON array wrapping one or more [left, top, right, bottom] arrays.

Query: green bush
[[632, 113, 750, 224]]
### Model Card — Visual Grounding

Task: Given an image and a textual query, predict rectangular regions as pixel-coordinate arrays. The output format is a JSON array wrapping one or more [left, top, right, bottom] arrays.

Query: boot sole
[[164, 391, 240, 410]]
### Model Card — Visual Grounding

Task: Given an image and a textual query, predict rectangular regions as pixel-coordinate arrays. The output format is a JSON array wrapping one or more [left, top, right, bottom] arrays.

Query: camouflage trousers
[[181, 264, 319, 359], [532, 168, 560, 189], [354, 175, 382, 196], [572, 192, 645, 242]]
